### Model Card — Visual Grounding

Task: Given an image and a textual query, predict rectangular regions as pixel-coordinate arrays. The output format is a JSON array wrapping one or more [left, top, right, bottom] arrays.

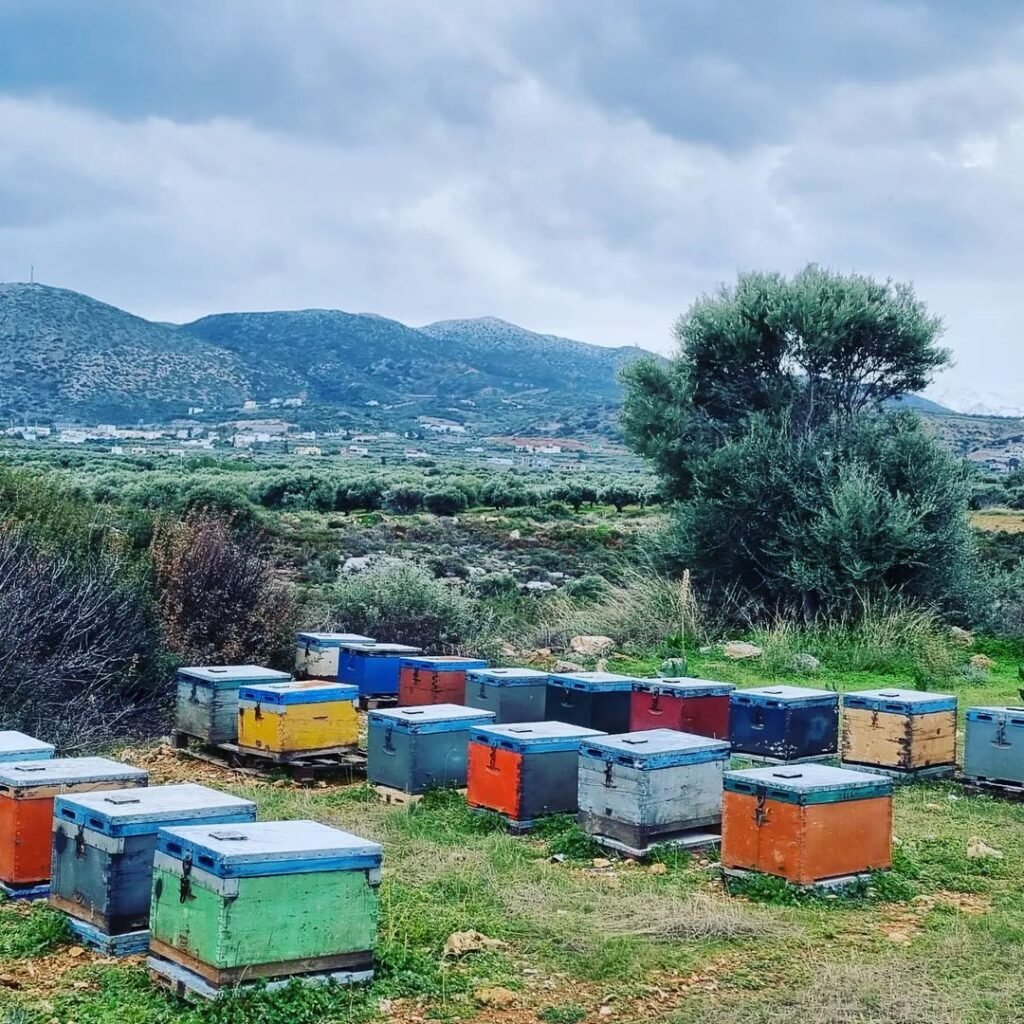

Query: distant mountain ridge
[[0, 283, 656, 434]]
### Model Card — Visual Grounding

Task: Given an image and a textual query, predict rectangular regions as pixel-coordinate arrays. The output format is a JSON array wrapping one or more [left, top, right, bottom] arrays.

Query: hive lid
[[400, 657, 490, 672], [339, 642, 423, 656], [843, 689, 957, 714], [0, 732, 54, 759], [967, 706, 1024, 725], [177, 665, 292, 689], [724, 764, 892, 804], [369, 704, 495, 734], [238, 681, 359, 705], [548, 671, 639, 692], [467, 668, 549, 686], [296, 632, 375, 648], [54, 784, 256, 837], [732, 685, 837, 707], [156, 820, 382, 877], [0, 757, 148, 791], [580, 729, 730, 768], [471, 721, 606, 753], [634, 677, 735, 698]]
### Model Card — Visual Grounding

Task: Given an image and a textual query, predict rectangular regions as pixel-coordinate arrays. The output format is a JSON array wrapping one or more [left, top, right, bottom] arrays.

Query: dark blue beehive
[[546, 672, 637, 733], [730, 685, 839, 761], [464, 668, 549, 723], [964, 707, 1024, 786], [366, 704, 495, 793], [338, 643, 423, 698]]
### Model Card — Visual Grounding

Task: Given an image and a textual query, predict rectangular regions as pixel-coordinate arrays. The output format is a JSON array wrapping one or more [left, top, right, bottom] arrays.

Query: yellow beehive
[[841, 689, 957, 775], [237, 682, 360, 755]]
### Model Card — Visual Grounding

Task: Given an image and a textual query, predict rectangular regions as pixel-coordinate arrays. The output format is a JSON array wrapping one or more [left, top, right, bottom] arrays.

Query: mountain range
[[0, 283, 651, 435]]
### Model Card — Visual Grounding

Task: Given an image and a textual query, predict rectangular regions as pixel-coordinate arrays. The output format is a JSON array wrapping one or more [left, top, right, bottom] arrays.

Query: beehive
[[176, 666, 292, 746], [722, 764, 893, 886], [841, 689, 957, 776], [0, 732, 54, 763], [50, 784, 256, 942], [295, 632, 375, 680], [337, 643, 424, 698], [464, 667, 550, 723], [546, 672, 638, 734], [963, 706, 1024, 786], [366, 704, 495, 794], [630, 678, 734, 739], [149, 821, 381, 988], [730, 685, 839, 762], [237, 681, 360, 755], [578, 729, 730, 849], [398, 657, 490, 707], [467, 722, 605, 826], [0, 758, 148, 889]]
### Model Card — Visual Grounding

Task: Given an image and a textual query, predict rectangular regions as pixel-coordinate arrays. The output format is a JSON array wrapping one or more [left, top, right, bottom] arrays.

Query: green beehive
[[149, 821, 381, 990]]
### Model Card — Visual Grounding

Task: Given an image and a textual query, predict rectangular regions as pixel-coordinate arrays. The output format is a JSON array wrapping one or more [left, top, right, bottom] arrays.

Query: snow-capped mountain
[[924, 385, 1024, 419]]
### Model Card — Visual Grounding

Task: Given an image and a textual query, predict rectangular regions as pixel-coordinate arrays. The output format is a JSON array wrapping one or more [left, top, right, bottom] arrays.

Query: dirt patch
[[0, 946, 137, 1000], [878, 890, 991, 944]]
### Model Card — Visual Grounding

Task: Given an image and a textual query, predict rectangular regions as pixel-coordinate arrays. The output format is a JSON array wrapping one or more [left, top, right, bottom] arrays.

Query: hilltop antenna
[[29, 266, 34, 284]]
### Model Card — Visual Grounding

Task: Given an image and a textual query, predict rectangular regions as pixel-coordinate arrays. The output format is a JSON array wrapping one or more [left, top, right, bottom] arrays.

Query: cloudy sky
[[1, 1, 1021, 403]]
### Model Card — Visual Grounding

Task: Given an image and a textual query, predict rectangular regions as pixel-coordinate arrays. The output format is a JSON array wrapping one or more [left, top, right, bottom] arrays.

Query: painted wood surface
[[721, 790, 892, 885], [176, 681, 240, 745], [150, 866, 377, 969], [463, 679, 548, 724], [628, 692, 730, 739], [963, 709, 1024, 784], [237, 700, 359, 754], [467, 745, 584, 821], [399, 666, 473, 707], [730, 701, 839, 761], [366, 726, 475, 794], [841, 708, 956, 770], [545, 687, 631, 734], [578, 759, 723, 845]]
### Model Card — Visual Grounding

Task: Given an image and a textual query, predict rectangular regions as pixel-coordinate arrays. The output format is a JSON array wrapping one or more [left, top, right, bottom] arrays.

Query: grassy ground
[[1, 645, 1024, 1024]]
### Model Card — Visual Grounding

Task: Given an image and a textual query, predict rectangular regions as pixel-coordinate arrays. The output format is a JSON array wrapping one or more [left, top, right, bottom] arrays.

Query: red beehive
[[630, 678, 734, 739], [397, 658, 489, 707]]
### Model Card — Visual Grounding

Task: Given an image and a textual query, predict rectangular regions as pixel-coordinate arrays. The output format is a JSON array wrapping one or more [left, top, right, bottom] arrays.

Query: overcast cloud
[[1, 0, 1022, 401]]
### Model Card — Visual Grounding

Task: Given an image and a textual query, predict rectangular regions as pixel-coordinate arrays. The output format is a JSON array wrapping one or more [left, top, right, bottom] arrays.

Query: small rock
[[443, 930, 507, 958], [499, 642, 519, 658], [723, 641, 763, 660], [949, 626, 974, 647], [648, 862, 669, 876], [660, 657, 688, 677], [475, 987, 518, 1008], [592, 858, 613, 869], [67, 947, 86, 959], [549, 854, 567, 864], [525, 580, 556, 593], [699, 645, 714, 654], [969, 654, 995, 671], [508, 530, 521, 540], [967, 837, 1003, 860], [599, 1006, 614, 1017], [553, 660, 585, 673], [790, 653, 821, 674], [570, 635, 616, 657]]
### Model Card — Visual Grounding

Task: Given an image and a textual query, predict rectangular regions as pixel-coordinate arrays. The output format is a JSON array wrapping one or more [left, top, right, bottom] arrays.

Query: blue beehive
[[578, 730, 731, 849], [176, 666, 292, 746], [730, 685, 839, 762], [467, 722, 605, 826], [0, 732, 54, 763], [366, 704, 495, 794], [464, 668, 550, 723], [964, 707, 1024, 786], [338, 643, 424, 698], [49, 784, 257, 952], [295, 632, 375, 680], [546, 672, 638, 734]]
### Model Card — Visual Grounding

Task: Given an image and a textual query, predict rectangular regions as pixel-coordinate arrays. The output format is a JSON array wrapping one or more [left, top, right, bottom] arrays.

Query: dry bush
[[0, 528, 159, 750], [151, 511, 295, 666]]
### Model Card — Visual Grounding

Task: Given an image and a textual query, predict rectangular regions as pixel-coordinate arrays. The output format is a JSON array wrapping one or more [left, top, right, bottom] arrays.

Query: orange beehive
[[721, 765, 892, 886], [0, 758, 148, 890]]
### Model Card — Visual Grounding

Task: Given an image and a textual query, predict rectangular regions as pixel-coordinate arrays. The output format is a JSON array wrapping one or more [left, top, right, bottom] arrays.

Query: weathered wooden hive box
[[176, 665, 292, 746], [467, 722, 605, 826], [366, 704, 495, 793], [295, 632, 375, 680], [842, 689, 957, 775], [338, 643, 424, 698], [578, 729, 731, 847], [149, 820, 382, 988], [546, 672, 638, 734], [0, 732, 54, 763], [464, 667, 550, 724], [398, 657, 490, 707], [0, 758, 148, 888], [630, 678, 735, 739], [722, 764, 893, 886], [237, 681, 360, 755], [730, 685, 839, 761], [50, 784, 257, 938], [963, 706, 1024, 786]]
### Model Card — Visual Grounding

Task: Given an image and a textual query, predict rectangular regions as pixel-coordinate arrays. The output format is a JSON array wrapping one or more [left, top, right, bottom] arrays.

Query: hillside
[[0, 284, 652, 434]]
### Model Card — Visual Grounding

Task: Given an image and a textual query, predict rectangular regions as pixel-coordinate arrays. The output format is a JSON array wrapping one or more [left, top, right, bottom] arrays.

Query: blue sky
[[0, 1, 1021, 402]]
